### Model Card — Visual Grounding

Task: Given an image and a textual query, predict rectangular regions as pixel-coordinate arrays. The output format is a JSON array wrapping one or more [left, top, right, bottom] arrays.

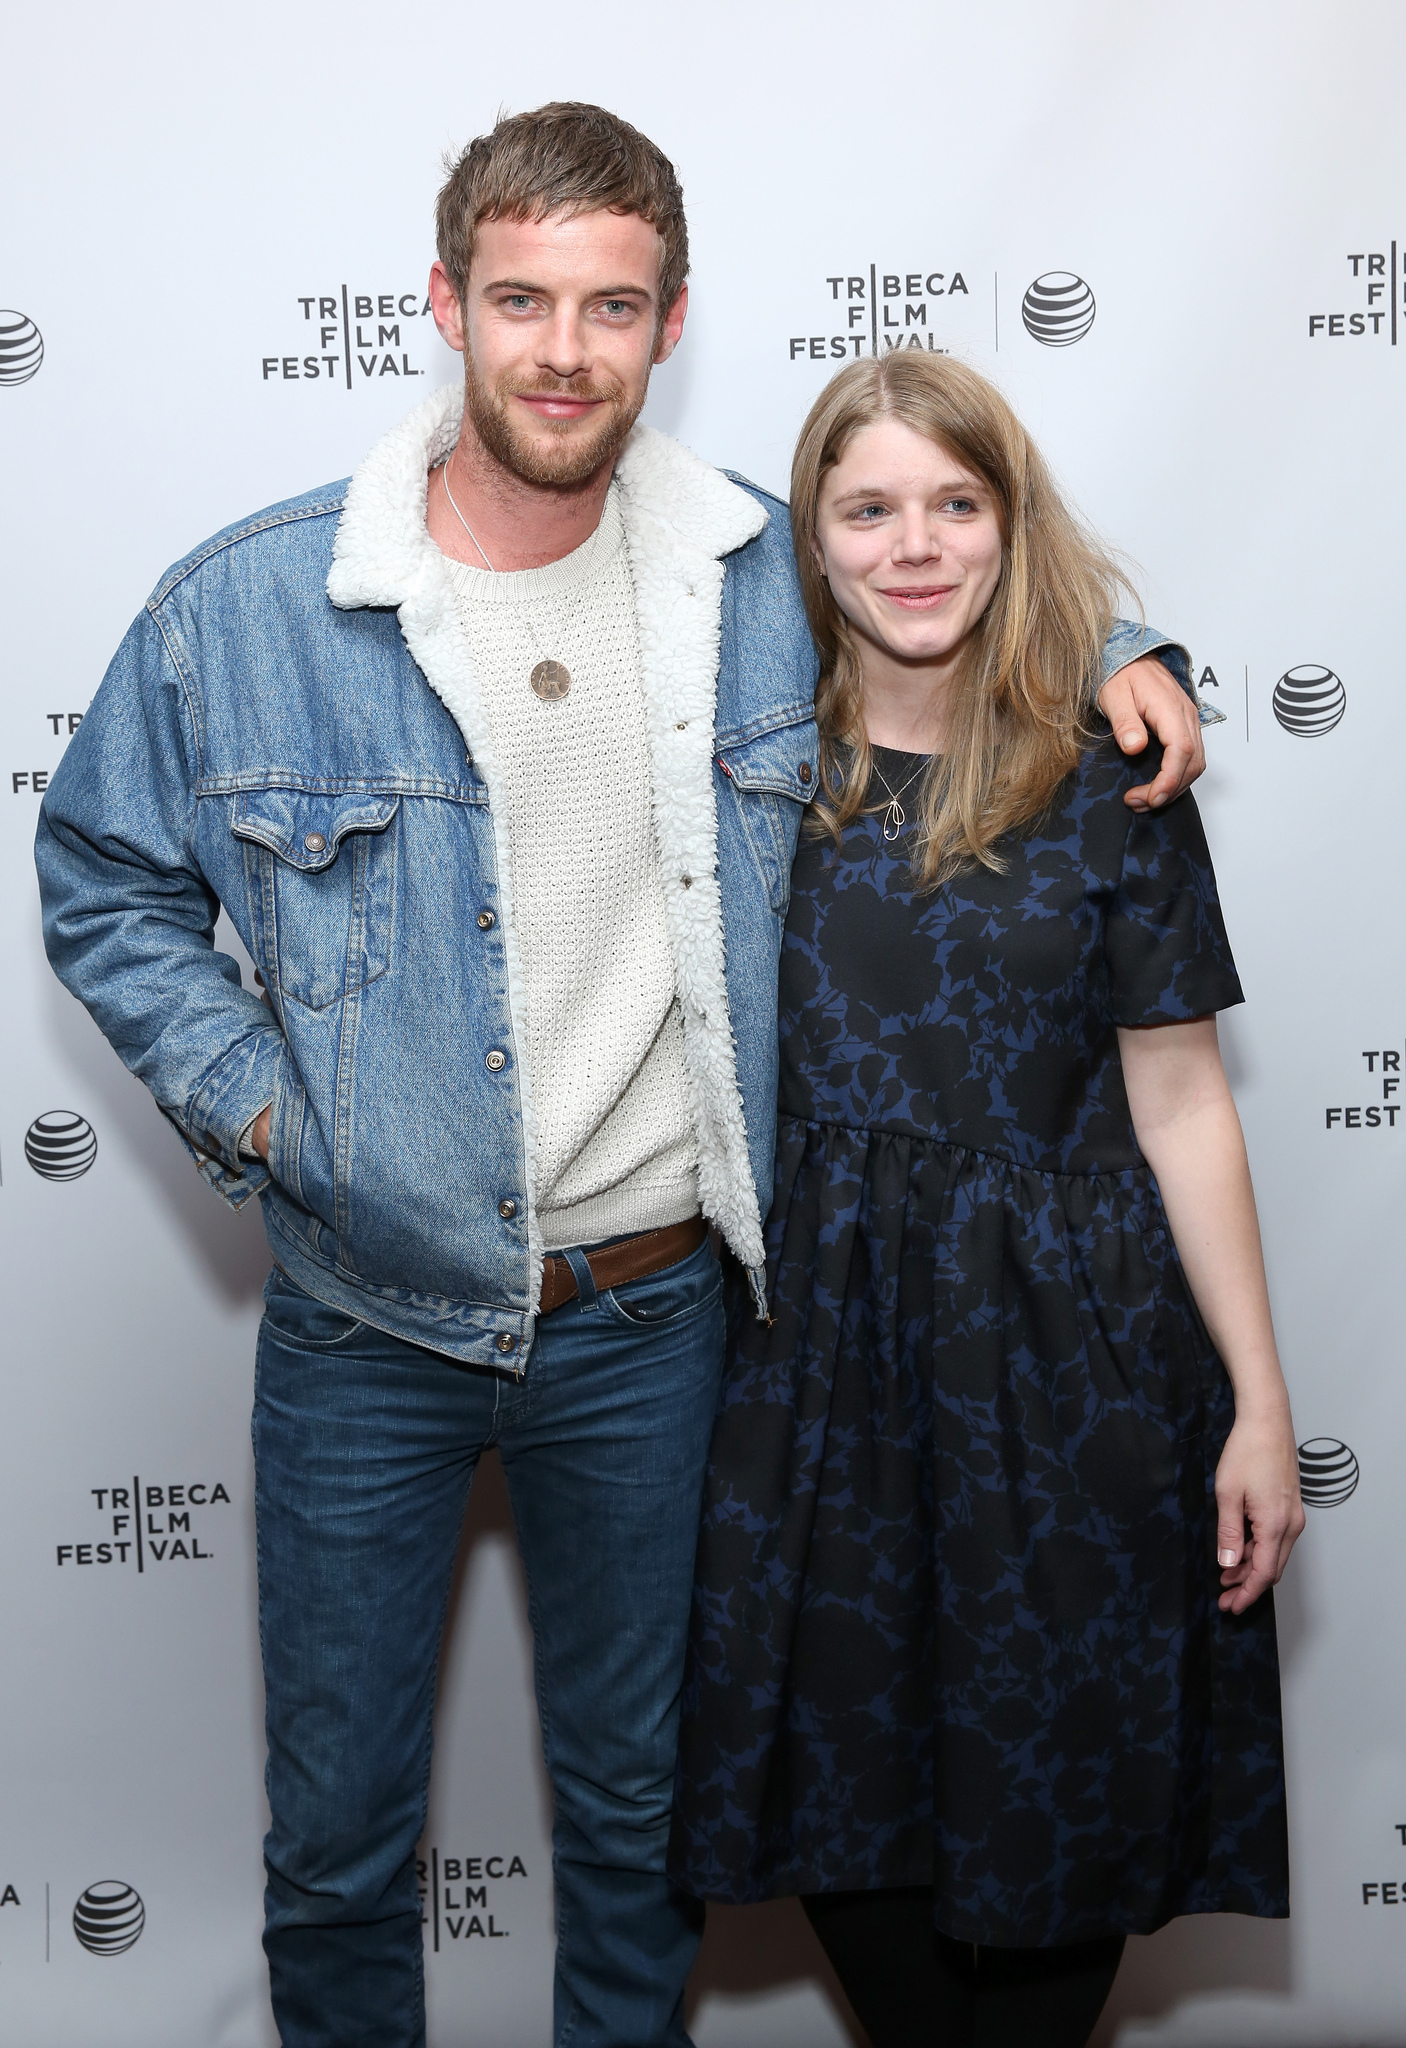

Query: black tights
[[802, 1888, 1125, 2048]]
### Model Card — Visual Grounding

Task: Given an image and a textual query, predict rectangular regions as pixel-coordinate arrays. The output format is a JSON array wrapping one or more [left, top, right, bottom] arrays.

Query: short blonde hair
[[791, 353, 1135, 887], [435, 103, 689, 318]]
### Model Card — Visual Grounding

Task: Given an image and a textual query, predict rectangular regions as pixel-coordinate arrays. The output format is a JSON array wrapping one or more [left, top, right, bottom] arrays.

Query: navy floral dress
[[669, 738, 1289, 1947]]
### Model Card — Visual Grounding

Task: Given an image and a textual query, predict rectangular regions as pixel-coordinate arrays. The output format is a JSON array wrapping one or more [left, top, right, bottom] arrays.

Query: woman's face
[[814, 418, 1004, 673]]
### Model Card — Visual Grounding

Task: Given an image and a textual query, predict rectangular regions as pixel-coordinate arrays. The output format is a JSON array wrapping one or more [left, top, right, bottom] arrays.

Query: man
[[36, 102, 1206, 2048]]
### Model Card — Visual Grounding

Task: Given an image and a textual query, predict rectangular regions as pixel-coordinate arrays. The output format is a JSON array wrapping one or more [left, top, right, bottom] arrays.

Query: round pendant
[[530, 659, 571, 702]]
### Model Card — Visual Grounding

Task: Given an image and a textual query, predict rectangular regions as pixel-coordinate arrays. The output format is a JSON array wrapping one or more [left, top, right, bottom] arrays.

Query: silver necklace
[[870, 752, 927, 841], [439, 460, 579, 702]]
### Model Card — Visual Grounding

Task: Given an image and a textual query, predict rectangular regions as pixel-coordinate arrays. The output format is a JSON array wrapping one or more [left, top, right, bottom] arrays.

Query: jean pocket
[[261, 1266, 364, 1349], [716, 717, 817, 914], [604, 1244, 723, 1328], [232, 788, 400, 1012]]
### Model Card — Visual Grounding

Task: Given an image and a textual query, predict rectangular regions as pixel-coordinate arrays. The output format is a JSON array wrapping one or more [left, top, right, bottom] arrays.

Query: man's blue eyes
[[500, 298, 634, 315]]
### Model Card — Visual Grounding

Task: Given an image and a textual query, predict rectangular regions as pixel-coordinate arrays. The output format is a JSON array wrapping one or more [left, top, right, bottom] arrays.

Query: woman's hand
[[1213, 1405, 1306, 1614], [1120, 1016, 1306, 1615]]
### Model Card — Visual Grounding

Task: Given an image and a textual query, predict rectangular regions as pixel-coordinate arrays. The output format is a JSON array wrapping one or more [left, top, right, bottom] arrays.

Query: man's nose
[[535, 305, 591, 379]]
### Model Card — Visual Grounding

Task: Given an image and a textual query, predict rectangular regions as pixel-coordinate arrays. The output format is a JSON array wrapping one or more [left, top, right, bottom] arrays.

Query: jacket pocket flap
[[231, 790, 401, 871], [717, 719, 818, 799]]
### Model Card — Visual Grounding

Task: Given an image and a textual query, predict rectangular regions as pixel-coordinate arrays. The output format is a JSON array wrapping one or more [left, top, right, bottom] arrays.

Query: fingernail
[[1218, 1548, 1238, 1566]]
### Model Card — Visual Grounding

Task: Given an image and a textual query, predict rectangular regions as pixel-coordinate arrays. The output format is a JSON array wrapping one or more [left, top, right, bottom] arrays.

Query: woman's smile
[[876, 582, 959, 608]]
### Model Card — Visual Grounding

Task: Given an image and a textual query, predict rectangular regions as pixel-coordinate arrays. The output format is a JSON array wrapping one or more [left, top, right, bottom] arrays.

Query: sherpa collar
[[326, 382, 766, 609], [325, 384, 771, 1284]]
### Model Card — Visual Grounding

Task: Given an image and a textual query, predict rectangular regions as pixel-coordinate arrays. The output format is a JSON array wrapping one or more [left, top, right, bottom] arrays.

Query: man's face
[[429, 209, 687, 490]]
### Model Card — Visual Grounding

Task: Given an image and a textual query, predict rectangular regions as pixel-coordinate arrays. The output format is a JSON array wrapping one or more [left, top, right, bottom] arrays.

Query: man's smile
[[516, 394, 605, 420]]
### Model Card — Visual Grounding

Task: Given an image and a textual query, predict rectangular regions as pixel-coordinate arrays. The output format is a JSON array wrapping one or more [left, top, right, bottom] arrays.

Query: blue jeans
[[252, 1237, 725, 2048]]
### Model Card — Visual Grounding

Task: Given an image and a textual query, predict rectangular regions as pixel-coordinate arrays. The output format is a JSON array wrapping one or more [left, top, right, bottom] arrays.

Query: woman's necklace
[[439, 459, 582, 702], [870, 752, 927, 841]]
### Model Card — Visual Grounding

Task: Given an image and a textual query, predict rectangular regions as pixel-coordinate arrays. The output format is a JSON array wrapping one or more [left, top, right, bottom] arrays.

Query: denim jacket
[[36, 386, 1192, 1369]]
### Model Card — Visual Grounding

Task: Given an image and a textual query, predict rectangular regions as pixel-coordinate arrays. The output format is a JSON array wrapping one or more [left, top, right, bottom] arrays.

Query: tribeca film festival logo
[[786, 265, 1096, 365], [11, 705, 87, 807], [1359, 1824, 1406, 1910], [1297, 1438, 1359, 1508], [418, 1847, 529, 1950], [56, 1477, 232, 1571], [262, 286, 434, 388], [1308, 245, 1406, 340], [0, 309, 44, 384], [1324, 1045, 1403, 1133]]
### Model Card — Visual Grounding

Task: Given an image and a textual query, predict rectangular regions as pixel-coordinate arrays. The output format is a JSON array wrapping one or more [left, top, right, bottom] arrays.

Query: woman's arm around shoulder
[[1119, 1017, 1306, 1613]]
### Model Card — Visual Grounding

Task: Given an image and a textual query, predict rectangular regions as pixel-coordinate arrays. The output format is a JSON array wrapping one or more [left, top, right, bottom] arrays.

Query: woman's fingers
[[1213, 1412, 1305, 1611], [1216, 1499, 1246, 1573], [1215, 1488, 1306, 1613]]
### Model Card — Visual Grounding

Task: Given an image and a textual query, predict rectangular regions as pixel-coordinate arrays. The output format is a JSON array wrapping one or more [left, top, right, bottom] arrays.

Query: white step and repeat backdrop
[[2, 2, 1403, 2041]]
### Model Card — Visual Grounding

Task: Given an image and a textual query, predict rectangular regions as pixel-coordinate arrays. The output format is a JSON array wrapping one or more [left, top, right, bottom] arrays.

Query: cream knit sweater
[[445, 488, 700, 1250]]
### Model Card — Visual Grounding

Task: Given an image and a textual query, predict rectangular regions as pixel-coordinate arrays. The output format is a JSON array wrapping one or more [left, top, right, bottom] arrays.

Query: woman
[[670, 354, 1304, 2047]]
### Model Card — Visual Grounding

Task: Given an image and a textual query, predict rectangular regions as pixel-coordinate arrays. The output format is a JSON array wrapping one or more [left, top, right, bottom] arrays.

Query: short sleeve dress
[[669, 737, 1289, 1948]]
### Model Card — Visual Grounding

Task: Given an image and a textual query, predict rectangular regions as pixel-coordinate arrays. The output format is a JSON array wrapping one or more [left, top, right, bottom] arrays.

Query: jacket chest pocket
[[232, 789, 400, 1011], [716, 719, 818, 915]]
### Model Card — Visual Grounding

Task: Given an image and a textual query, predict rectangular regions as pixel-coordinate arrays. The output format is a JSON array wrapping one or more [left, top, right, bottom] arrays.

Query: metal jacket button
[[798, 763, 813, 785], [303, 831, 327, 852], [498, 1198, 517, 1218], [495, 1332, 517, 1354], [477, 910, 495, 929], [485, 1049, 507, 1071]]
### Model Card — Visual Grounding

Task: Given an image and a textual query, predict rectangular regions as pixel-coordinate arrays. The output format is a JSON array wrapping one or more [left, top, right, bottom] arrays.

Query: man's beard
[[463, 356, 646, 490]]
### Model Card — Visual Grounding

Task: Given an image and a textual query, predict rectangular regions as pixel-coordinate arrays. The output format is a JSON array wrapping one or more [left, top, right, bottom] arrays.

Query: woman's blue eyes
[[850, 498, 978, 521]]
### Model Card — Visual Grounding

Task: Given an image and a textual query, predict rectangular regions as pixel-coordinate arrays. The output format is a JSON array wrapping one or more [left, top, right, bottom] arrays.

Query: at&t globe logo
[[1298, 1436, 1359, 1507], [25, 1111, 97, 1181], [73, 1880, 144, 1955], [1272, 663, 1346, 736], [1021, 272, 1096, 346], [0, 309, 44, 385]]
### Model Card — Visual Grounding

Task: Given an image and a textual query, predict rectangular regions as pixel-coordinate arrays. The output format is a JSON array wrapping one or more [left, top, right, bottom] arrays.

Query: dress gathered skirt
[[669, 738, 1290, 1947]]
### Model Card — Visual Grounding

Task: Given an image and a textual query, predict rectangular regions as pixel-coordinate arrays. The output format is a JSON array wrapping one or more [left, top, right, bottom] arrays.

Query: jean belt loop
[[559, 1245, 599, 1311]]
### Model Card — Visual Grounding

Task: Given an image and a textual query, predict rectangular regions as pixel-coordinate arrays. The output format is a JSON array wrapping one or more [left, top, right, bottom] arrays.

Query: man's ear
[[653, 283, 689, 365], [428, 260, 466, 353]]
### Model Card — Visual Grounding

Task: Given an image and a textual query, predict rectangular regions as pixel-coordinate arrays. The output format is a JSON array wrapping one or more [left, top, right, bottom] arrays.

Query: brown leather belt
[[537, 1215, 708, 1316]]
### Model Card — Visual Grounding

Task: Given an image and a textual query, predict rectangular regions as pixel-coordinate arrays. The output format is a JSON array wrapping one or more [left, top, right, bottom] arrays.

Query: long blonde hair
[[791, 354, 1136, 887]]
